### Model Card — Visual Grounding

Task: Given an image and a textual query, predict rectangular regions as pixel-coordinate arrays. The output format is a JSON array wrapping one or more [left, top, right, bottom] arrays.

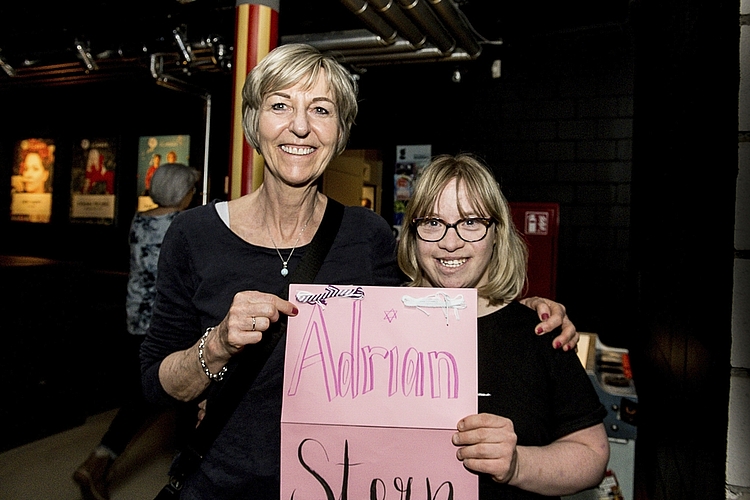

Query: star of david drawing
[[384, 309, 398, 323]]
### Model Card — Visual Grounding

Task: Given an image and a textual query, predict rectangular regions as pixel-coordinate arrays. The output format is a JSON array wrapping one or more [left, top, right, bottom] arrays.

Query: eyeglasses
[[412, 217, 495, 243]]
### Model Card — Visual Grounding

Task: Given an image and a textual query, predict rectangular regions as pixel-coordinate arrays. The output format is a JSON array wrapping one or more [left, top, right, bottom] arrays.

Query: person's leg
[[74, 334, 161, 500]]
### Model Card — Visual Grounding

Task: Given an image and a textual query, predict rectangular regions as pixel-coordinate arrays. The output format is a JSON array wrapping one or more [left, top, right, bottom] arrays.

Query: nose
[[438, 226, 465, 251], [289, 107, 310, 137]]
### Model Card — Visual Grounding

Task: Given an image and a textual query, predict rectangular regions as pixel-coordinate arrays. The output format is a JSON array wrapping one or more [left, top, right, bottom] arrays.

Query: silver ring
[[251, 316, 256, 331]]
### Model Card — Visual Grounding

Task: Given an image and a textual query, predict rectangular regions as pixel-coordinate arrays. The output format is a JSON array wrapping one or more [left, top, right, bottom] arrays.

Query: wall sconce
[[74, 39, 98, 72], [0, 51, 16, 77]]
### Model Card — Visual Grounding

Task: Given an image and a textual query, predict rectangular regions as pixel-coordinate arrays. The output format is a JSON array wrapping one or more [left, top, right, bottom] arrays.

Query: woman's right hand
[[217, 290, 299, 357], [158, 290, 298, 402]]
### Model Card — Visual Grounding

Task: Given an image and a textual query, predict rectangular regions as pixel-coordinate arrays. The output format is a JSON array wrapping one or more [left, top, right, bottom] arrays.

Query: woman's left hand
[[519, 296, 578, 351], [452, 413, 519, 484]]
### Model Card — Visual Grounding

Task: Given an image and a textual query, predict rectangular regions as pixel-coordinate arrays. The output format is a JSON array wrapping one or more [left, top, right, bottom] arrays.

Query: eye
[[311, 105, 332, 116], [425, 218, 443, 228], [270, 102, 289, 112]]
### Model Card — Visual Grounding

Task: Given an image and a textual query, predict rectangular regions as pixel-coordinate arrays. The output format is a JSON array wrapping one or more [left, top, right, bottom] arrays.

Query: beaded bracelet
[[198, 326, 228, 382]]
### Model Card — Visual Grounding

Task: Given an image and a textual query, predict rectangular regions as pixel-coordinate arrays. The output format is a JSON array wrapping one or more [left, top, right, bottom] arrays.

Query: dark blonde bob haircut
[[241, 43, 358, 156], [397, 153, 529, 305]]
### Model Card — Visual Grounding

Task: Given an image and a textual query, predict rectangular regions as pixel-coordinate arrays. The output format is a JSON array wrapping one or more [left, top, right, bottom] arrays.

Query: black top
[[477, 302, 607, 499], [140, 200, 403, 500]]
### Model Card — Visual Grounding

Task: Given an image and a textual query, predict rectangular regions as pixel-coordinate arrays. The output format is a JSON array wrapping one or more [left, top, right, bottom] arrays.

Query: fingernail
[[542, 313, 549, 321], [536, 327, 544, 334], [554, 341, 562, 349], [292, 307, 299, 315]]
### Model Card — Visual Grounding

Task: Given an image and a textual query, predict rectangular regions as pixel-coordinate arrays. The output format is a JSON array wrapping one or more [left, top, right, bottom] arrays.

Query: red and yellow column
[[228, 0, 279, 199]]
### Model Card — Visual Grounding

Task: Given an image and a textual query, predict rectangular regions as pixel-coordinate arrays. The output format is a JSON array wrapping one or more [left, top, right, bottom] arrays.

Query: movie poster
[[393, 144, 431, 240], [69, 137, 117, 224], [10, 138, 55, 223], [136, 134, 190, 212]]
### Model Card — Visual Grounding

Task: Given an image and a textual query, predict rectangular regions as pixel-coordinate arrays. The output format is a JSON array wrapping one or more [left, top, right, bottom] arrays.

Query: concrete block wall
[[484, 31, 635, 344], [728, 0, 750, 497]]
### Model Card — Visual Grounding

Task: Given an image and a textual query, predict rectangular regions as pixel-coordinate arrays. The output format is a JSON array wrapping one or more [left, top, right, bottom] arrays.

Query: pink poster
[[282, 284, 478, 499]]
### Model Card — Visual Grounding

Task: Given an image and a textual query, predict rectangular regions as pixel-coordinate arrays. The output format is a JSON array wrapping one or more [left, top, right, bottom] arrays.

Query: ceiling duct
[[338, 0, 400, 44], [425, 0, 481, 57], [283, 29, 393, 52], [365, 0, 427, 48], [394, 0, 456, 54], [292, 0, 483, 66]]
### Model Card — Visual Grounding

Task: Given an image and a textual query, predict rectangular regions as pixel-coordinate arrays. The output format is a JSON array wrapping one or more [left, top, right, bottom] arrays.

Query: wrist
[[197, 327, 228, 381]]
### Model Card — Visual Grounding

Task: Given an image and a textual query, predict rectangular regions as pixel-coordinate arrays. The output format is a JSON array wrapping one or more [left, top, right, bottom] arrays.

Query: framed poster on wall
[[393, 144, 431, 240], [69, 137, 117, 225], [10, 138, 55, 223], [136, 134, 190, 211]]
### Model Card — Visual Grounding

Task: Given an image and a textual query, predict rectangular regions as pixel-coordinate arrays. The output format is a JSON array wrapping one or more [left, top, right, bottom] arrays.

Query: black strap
[[164, 199, 345, 491]]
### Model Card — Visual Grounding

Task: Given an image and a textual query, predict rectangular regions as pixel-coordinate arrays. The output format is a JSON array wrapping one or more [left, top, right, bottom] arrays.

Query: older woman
[[140, 44, 577, 499], [398, 153, 610, 499]]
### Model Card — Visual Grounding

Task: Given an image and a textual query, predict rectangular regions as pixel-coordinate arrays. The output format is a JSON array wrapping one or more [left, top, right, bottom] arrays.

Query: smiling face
[[416, 178, 496, 290], [257, 73, 340, 188], [21, 152, 50, 193]]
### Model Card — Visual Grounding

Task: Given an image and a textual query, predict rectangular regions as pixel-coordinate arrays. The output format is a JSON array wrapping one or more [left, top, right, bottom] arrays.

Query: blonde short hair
[[397, 154, 528, 305], [242, 43, 358, 156]]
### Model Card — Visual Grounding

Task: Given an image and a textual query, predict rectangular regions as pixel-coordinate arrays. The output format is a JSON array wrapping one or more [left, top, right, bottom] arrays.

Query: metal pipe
[[425, 0, 481, 57], [394, 0, 455, 53], [201, 94, 211, 205], [281, 29, 391, 52], [366, 0, 426, 48], [338, 0, 399, 44], [336, 46, 474, 65]]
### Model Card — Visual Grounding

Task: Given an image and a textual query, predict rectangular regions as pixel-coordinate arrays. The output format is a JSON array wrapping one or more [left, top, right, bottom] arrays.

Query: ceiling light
[[0, 52, 16, 77], [173, 27, 192, 65], [74, 39, 98, 72]]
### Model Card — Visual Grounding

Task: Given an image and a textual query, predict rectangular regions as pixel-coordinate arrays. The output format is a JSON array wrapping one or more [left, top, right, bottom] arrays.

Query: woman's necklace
[[265, 203, 316, 277]]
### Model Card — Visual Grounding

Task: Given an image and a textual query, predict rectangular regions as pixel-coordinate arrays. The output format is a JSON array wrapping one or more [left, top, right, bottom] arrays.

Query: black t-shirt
[[476, 302, 607, 499]]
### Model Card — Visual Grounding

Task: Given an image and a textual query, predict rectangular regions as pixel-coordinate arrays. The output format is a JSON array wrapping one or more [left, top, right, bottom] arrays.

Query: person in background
[[74, 163, 200, 500], [398, 153, 609, 499], [139, 44, 577, 500], [167, 150, 178, 164]]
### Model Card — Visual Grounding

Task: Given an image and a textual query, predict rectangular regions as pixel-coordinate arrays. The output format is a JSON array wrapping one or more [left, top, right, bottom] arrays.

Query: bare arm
[[453, 413, 609, 496], [157, 290, 298, 401], [519, 296, 579, 351]]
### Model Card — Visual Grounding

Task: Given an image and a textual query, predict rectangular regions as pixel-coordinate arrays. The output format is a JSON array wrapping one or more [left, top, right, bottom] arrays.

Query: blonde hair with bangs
[[242, 43, 358, 156], [397, 154, 528, 305]]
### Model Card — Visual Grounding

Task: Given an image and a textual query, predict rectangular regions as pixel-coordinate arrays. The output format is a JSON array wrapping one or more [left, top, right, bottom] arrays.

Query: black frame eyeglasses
[[412, 217, 495, 243]]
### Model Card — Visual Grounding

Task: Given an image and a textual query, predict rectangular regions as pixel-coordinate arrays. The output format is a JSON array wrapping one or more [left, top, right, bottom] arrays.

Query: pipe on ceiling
[[394, 0, 455, 54], [366, 0, 426, 48], [338, 46, 474, 66], [339, 0, 399, 44], [425, 0, 481, 57], [329, 0, 481, 65], [282, 29, 392, 52]]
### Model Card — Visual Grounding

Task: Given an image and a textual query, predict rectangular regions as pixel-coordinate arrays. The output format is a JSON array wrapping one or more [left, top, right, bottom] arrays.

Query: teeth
[[281, 145, 315, 155], [439, 258, 466, 268]]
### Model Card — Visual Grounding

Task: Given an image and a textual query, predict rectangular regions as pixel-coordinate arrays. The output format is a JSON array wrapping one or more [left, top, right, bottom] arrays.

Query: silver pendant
[[281, 267, 289, 277]]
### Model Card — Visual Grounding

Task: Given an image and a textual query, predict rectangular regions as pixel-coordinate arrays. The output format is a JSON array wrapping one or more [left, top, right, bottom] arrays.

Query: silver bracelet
[[198, 327, 228, 382]]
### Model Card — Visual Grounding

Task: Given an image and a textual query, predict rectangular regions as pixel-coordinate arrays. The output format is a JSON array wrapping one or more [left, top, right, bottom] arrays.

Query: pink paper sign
[[282, 284, 478, 499]]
